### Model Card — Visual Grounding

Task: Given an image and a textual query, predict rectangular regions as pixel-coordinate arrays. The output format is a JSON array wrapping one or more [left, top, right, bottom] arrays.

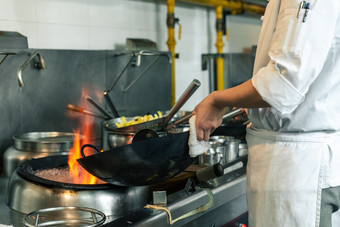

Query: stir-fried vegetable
[[115, 111, 163, 128]]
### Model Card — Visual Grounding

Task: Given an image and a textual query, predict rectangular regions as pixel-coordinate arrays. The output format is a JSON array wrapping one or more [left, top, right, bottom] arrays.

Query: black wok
[[77, 108, 245, 186], [77, 131, 194, 186]]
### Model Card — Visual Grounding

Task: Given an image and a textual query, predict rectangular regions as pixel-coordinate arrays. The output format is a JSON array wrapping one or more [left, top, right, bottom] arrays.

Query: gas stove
[[0, 158, 247, 227]]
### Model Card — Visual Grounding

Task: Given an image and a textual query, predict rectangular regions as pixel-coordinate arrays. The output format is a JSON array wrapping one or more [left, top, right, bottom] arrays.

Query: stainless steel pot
[[198, 136, 241, 166], [106, 129, 167, 149], [3, 132, 83, 178], [198, 143, 224, 166], [223, 137, 240, 163]]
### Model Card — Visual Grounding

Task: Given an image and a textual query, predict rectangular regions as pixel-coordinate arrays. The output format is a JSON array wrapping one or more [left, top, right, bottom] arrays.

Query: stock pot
[[3, 132, 82, 177]]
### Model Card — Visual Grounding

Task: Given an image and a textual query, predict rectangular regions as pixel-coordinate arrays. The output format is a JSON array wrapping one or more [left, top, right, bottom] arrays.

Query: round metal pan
[[77, 132, 194, 186], [77, 108, 245, 187], [103, 79, 201, 133]]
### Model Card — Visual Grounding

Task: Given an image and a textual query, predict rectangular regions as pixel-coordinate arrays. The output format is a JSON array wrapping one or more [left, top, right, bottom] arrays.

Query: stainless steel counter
[[0, 167, 247, 227], [103, 167, 248, 227]]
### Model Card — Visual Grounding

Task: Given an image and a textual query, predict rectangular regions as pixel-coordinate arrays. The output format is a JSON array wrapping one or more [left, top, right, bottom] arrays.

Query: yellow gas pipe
[[166, 0, 177, 106], [215, 5, 224, 91], [166, 0, 265, 96]]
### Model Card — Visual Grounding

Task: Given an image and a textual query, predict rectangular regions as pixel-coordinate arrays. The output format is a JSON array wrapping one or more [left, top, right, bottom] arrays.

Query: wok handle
[[222, 108, 244, 120], [164, 79, 201, 125], [171, 108, 244, 127], [80, 144, 101, 158]]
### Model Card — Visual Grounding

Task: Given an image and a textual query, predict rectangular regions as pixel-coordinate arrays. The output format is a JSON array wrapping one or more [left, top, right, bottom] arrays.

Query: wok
[[103, 79, 201, 133], [77, 131, 193, 186], [77, 108, 245, 187]]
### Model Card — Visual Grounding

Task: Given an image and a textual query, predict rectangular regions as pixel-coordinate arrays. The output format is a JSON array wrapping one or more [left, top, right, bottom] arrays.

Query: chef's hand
[[232, 107, 248, 121], [192, 94, 226, 141]]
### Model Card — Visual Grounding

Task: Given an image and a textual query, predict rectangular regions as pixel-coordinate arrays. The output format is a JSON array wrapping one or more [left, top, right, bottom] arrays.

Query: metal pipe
[[215, 5, 224, 91], [123, 55, 161, 93], [166, 0, 265, 96], [17, 51, 46, 87], [166, 0, 177, 106], [177, 0, 265, 14]]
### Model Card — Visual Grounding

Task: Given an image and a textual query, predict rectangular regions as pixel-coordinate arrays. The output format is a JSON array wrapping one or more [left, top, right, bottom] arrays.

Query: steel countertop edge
[[103, 168, 247, 227]]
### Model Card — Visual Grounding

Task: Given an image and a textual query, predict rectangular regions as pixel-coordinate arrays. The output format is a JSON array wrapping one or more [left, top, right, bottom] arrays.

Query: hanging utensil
[[86, 96, 114, 119], [103, 91, 120, 118], [66, 104, 108, 120]]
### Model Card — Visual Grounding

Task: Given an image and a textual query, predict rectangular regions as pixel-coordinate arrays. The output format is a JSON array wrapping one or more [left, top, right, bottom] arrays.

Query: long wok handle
[[163, 79, 201, 125], [171, 108, 244, 127], [222, 108, 244, 120]]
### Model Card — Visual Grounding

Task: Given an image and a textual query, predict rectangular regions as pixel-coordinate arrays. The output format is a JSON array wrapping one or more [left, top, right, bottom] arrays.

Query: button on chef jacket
[[245, 0, 340, 226]]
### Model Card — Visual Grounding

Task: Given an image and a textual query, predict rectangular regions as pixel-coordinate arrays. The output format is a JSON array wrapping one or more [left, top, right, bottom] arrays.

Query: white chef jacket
[[245, 0, 340, 226]]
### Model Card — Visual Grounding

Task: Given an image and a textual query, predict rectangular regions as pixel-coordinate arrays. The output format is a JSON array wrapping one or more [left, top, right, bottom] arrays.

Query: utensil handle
[[80, 144, 101, 158], [171, 108, 244, 127], [194, 163, 224, 183], [221, 154, 248, 169], [222, 108, 244, 120], [164, 79, 201, 125], [172, 113, 193, 126], [103, 91, 120, 118], [67, 104, 108, 119], [86, 96, 114, 119]]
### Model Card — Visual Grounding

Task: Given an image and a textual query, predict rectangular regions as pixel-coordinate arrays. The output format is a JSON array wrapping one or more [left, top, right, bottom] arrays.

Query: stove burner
[[34, 165, 107, 185], [17, 155, 111, 190], [7, 155, 150, 216]]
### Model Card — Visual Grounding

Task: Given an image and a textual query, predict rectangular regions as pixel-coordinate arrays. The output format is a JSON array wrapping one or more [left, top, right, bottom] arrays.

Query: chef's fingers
[[196, 127, 204, 141], [232, 107, 247, 120], [203, 129, 210, 141]]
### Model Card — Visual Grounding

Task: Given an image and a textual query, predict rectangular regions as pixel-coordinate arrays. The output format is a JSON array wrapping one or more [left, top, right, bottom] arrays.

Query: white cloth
[[188, 115, 210, 158], [245, 0, 340, 226]]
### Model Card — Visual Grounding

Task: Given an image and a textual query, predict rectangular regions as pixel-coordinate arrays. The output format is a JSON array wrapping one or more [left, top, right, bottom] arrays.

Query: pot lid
[[13, 132, 83, 153]]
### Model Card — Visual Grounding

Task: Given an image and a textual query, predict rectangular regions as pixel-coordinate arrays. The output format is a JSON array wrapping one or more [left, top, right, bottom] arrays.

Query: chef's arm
[[193, 78, 270, 141], [211, 79, 270, 109]]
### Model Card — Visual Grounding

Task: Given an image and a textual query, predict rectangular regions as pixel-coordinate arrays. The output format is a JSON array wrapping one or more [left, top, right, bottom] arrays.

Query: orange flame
[[67, 88, 103, 185]]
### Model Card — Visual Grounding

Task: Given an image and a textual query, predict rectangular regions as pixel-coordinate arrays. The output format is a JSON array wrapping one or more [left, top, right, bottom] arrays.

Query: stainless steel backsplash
[[0, 49, 172, 175]]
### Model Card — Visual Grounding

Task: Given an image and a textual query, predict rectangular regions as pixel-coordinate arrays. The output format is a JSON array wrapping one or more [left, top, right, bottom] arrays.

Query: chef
[[192, 0, 340, 226]]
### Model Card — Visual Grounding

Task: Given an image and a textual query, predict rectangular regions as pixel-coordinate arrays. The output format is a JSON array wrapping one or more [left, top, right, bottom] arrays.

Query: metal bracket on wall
[[107, 50, 172, 93], [17, 51, 46, 87], [0, 51, 16, 65]]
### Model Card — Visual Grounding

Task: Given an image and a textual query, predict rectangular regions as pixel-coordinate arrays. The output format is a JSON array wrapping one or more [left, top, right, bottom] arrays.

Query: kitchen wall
[[0, 0, 263, 110]]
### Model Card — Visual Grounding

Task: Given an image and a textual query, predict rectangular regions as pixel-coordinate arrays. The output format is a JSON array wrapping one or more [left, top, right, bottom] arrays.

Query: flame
[[68, 131, 99, 184], [67, 88, 103, 185]]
